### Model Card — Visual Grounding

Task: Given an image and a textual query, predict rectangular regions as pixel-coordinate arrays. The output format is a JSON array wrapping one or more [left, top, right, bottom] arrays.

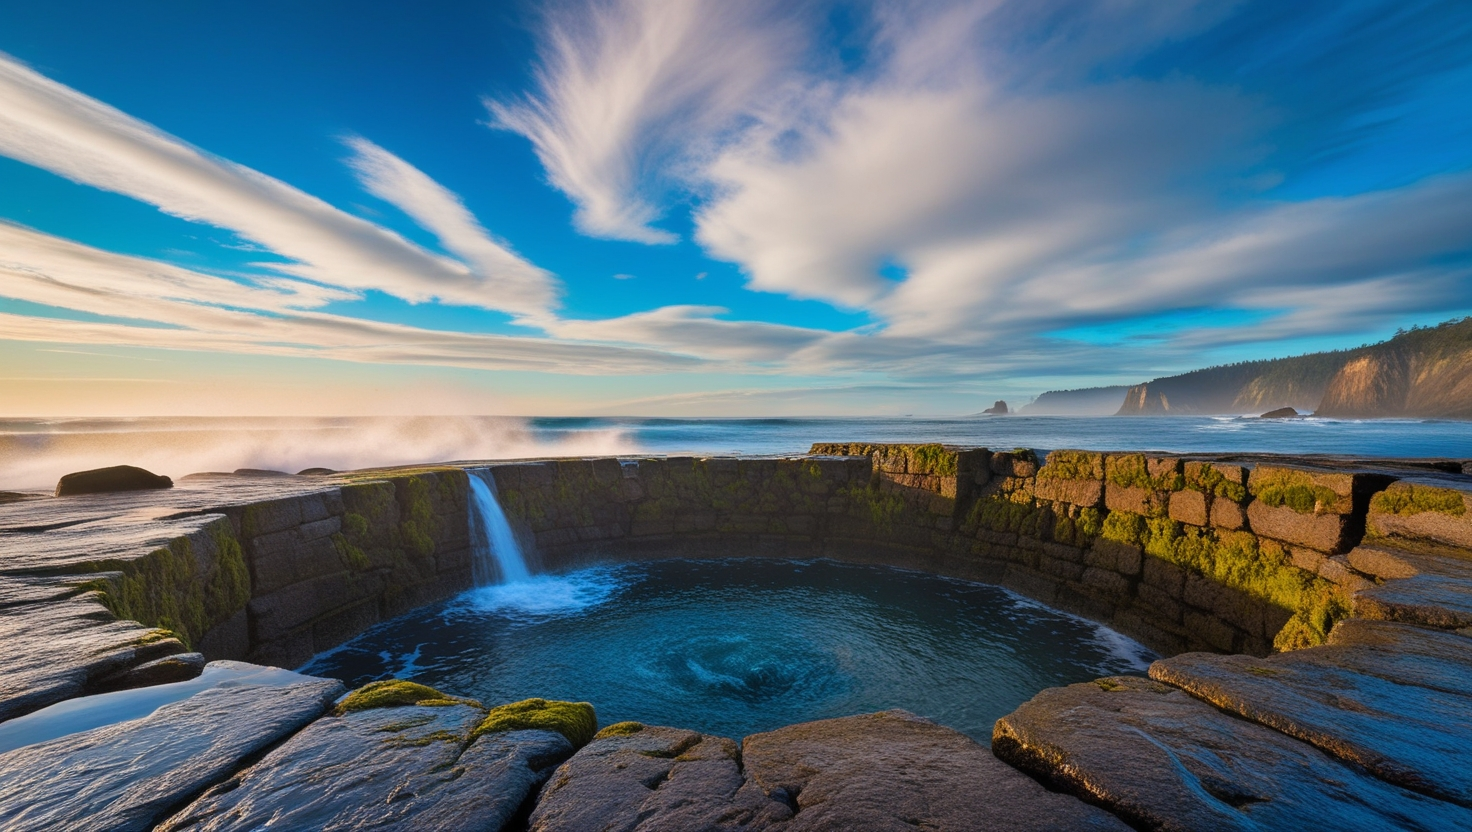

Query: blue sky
[[1, 0, 1470, 416]]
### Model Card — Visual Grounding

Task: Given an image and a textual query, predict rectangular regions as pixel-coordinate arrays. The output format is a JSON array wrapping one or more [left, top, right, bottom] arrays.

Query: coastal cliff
[[1029, 317, 1472, 418]]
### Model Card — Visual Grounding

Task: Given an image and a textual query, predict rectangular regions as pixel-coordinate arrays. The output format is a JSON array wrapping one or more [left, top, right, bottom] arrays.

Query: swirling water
[[300, 558, 1156, 741]]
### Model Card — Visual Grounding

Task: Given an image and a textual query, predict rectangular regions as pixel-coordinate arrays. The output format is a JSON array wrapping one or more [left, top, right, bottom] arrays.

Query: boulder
[[744, 709, 1128, 831], [0, 677, 342, 832], [1259, 407, 1300, 418], [161, 702, 574, 831], [54, 465, 172, 497], [530, 723, 789, 832], [993, 676, 1472, 831], [1152, 649, 1472, 806]]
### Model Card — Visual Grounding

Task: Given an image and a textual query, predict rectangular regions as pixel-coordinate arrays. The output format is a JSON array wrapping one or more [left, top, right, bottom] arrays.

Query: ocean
[[2, 414, 1468, 491]]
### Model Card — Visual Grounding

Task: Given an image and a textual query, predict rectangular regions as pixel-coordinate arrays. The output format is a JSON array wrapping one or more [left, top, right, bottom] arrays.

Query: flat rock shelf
[[0, 443, 1470, 831]]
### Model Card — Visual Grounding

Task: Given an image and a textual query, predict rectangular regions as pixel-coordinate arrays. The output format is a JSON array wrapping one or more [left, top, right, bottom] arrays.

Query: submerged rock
[[160, 702, 575, 832], [0, 676, 342, 832], [54, 465, 172, 497], [993, 676, 1472, 831]]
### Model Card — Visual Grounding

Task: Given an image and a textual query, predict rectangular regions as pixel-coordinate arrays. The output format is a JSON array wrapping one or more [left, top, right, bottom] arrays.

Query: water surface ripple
[[302, 559, 1155, 740]]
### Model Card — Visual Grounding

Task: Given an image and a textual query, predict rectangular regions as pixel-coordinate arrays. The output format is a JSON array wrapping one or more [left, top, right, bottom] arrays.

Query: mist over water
[[0, 415, 636, 490], [3, 414, 1467, 490]]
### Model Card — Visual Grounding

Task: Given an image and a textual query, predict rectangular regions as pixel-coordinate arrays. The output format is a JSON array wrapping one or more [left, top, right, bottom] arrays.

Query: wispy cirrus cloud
[[507, 0, 1472, 358], [0, 51, 558, 316], [487, 0, 806, 244]]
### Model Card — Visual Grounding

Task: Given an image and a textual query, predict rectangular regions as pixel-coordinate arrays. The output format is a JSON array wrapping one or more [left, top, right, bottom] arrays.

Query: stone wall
[[484, 445, 1408, 657], [83, 468, 477, 670]]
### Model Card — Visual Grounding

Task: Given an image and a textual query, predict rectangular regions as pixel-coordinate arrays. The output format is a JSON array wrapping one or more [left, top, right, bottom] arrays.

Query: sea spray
[[468, 470, 530, 585]]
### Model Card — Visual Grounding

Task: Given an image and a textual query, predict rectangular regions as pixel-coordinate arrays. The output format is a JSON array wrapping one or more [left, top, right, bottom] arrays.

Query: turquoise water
[[301, 559, 1155, 741]]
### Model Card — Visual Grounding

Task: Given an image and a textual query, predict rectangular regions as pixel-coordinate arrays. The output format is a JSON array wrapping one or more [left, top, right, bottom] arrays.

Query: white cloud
[[0, 52, 555, 315], [343, 137, 558, 320], [0, 221, 695, 374], [488, 0, 804, 243]]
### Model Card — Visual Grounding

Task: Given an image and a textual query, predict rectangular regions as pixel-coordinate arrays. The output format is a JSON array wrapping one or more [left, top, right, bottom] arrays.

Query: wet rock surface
[[533, 712, 1127, 832], [992, 676, 1472, 832], [530, 723, 790, 832], [0, 675, 342, 832], [0, 580, 190, 722], [161, 703, 574, 832], [1152, 646, 1472, 805], [1350, 541, 1472, 627], [744, 710, 1129, 832]]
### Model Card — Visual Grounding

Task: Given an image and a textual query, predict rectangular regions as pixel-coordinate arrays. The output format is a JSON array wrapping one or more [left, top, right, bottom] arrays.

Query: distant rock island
[[981, 400, 1009, 415], [1026, 317, 1472, 419]]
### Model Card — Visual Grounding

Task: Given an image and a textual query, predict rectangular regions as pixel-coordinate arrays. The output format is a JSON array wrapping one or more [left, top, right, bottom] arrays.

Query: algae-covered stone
[[993, 676, 1472, 832], [159, 702, 574, 832], [0, 676, 342, 832], [1152, 650, 1472, 806], [1368, 480, 1472, 549], [745, 709, 1128, 831], [529, 723, 789, 832], [473, 697, 598, 748]]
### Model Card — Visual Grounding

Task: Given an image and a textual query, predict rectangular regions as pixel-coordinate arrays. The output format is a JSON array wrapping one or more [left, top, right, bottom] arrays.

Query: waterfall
[[468, 470, 530, 585]]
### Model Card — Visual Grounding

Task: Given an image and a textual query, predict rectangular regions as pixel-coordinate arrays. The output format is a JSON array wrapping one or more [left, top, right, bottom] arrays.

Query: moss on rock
[[471, 698, 598, 748], [1184, 463, 1248, 503], [1371, 483, 1467, 517], [1038, 451, 1104, 481], [1250, 469, 1342, 515], [594, 721, 645, 739], [334, 679, 465, 715]]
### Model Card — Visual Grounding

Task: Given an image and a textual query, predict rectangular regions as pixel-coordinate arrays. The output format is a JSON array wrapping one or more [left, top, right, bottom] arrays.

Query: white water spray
[[468, 470, 530, 585]]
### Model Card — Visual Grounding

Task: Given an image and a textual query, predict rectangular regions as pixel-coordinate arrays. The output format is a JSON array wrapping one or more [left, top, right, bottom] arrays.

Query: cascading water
[[467, 470, 529, 585]]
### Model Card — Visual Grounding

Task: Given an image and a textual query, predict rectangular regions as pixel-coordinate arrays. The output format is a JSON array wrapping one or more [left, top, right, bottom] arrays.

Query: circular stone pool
[[302, 559, 1155, 740]]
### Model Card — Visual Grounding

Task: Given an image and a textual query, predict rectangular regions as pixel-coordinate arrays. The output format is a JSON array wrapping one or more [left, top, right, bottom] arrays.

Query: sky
[[1, 0, 1470, 417]]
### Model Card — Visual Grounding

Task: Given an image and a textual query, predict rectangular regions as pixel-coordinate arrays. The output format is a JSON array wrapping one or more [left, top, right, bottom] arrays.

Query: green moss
[[1141, 524, 1350, 650], [1185, 464, 1248, 503], [471, 698, 598, 748], [843, 483, 907, 531], [595, 721, 645, 739], [1095, 679, 1126, 692], [1371, 484, 1467, 517], [1105, 454, 1151, 489], [1100, 511, 1146, 546], [1077, 507, 1104, 539], [332, 533, 371, 571], [909, 444, 957, 476], [92, 520, 250, 649], [968, 495, 1042, 536], [1144, 516, 1181, 560], [1251, 469, 1341, 515], [335, 680, 460, 715], [1037, 451, 1103, 481], [342, 512, 370, 538]]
